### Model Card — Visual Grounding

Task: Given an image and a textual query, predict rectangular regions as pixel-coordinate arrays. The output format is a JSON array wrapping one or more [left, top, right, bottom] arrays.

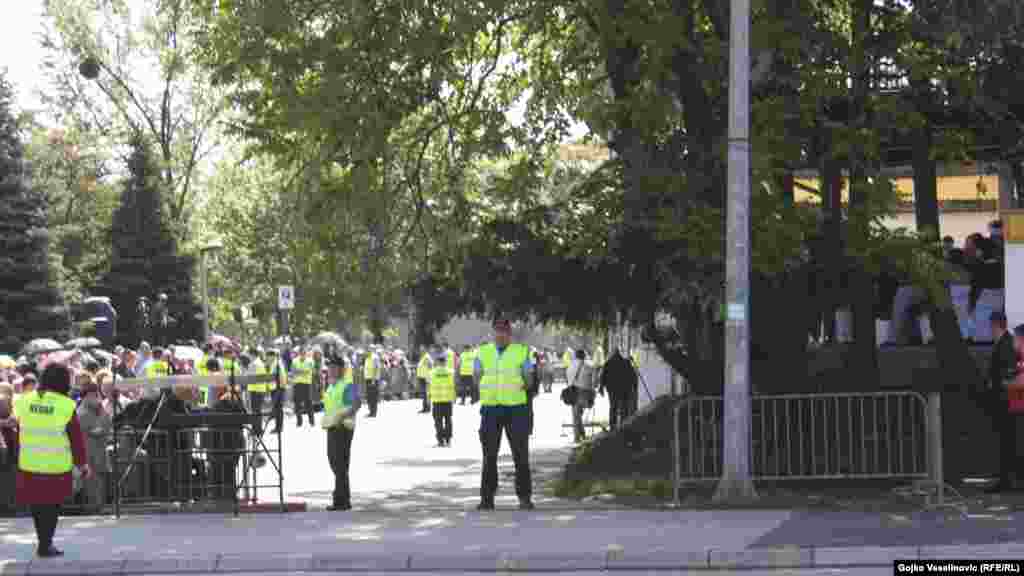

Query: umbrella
[[66, 337, 102, 348], [83, 296, 111, 304], [310, 332, 346, 348], [0, 355, 15, 369], [22, 338, 62, 356], [207, 334, 236, 349], [171, 345, 204, 363], [273, 335, 292, 346]]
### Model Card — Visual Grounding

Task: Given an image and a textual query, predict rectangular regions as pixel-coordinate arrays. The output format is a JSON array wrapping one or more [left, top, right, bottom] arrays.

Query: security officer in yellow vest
[[458, 345, 476, 405], [292, 349, 316, 427], [269, 349, 289, 434], [13, 363, 91, 558], [473, 317, 534, 510], [322, 353, 358, 511], [246, 349, 268, 434], [429, 346, 456, 446], [144, 348, 171, 378], [416, 349, 432, 413], [363, 345, 381, 418]]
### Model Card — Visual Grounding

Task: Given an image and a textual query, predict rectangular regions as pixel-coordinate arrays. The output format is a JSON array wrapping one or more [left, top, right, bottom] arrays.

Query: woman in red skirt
[[12, 363, 91, 558]]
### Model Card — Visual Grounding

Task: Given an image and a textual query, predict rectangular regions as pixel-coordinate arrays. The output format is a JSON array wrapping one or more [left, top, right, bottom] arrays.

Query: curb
[[4, 544, 1022, 574]]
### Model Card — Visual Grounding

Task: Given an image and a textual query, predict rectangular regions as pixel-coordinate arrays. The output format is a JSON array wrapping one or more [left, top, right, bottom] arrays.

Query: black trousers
[[250, 392, 265, 434], [609, 392, 631, 430], [458, 376, 474, 404], [31, 504, 60, 550], [271, 389, 285, 432], [418, 378, 430, 411], [327, 426, 354, 507], [479, 408, 531, 501], [366, 381, 380, 416], [432, 402, 453, 443], [293, 384, 315, 426]]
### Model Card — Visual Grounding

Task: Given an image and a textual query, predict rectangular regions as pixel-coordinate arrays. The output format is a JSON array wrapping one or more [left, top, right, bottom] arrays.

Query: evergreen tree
[[0, 71, 68, 353], [96, 136, 201, 346]]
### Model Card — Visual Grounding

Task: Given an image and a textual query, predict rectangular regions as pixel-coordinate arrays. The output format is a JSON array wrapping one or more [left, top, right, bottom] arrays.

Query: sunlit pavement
[[276, 383, 613, 510]]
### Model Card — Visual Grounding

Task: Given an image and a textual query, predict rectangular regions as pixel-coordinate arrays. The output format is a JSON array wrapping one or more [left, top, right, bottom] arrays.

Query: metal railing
[[672, 391, 933, 492], [110, 412, 284, 517]]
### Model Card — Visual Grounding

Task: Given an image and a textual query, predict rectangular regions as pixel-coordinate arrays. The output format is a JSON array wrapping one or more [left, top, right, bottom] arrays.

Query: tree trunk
[[912, 122, 939, 238]]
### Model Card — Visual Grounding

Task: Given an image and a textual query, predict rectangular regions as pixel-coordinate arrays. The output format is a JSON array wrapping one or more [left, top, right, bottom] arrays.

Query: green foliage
[[0, 72, 69, 352]]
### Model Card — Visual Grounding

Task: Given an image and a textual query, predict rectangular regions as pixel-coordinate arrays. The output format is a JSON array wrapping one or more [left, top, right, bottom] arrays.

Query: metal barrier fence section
[[111, 412, 284, 517], [673, 391, 930, 484]]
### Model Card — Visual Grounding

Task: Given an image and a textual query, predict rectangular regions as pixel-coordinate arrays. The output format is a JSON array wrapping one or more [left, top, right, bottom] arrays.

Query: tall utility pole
[[715, 0, 757, 502]]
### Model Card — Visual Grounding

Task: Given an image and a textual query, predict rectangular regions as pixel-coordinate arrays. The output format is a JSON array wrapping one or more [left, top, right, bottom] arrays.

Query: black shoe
[[326, 504, 351, 511], [37, 546, 63, 558], [477, 500, 495, 511], [518, 499, 535, 510]]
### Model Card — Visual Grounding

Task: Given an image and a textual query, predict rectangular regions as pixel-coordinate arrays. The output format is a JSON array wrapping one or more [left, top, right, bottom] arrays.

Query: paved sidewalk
[[5, 507, 1024, 574]]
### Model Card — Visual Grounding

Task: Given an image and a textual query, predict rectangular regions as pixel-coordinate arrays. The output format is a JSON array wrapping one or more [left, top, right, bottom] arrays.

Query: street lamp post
[[715, 0, 757, 502], [200, 241, 224, 344]]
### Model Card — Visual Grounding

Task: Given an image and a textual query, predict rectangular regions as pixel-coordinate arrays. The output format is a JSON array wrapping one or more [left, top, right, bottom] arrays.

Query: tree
[[0, 72, 69, 352], [96, 136, 200, 346], [40, 0, 226, 233]]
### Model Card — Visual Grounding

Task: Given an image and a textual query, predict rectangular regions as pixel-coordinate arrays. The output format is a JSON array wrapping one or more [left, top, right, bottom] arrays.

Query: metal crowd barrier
[[672, 391, 936, 500], [110, 412, 284, 517]]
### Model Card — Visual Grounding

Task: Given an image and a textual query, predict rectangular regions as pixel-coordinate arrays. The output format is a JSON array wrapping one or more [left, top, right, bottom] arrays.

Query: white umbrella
[[22, 338, 63, 355], [171, 345, 204, 363]]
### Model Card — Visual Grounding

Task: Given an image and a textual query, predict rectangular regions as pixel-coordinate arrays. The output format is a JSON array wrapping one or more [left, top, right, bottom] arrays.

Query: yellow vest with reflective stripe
[[249, 359, 269, 393], [459, 350, 476, 376], [197, 355, 209, 376], [14, 392, 75, 474], [477, 343, 529, 406], [145, 360, 170, 378], [363, 355, 378, 380], [416, 354, 431, 379], [430, 362, 456, 403], [562, 350, 573, 369], [293, 357, 313, 385]]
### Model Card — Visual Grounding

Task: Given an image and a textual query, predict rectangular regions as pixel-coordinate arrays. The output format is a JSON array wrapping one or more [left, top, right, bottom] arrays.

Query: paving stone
[[509, 552, 606, 571], [216, 555, 312, 573], [919, 543, 1024, 560], [814, 546, 919, 566], [121, 557, 216, 574], [708, 547, 811, 568], [310, 554, 409, 572], [604, 549, 710, 569], [24, 560, 124, 576], [409, 553, 517, 571], [0, 563, 29, 576]]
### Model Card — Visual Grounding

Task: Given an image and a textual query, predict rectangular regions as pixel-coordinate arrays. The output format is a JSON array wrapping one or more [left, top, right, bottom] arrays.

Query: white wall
[[1007, 244, 1024, 329]]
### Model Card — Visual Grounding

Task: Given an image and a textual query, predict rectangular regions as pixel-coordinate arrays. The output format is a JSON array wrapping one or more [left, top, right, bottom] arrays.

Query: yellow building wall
[[794, 175, 997, 204]]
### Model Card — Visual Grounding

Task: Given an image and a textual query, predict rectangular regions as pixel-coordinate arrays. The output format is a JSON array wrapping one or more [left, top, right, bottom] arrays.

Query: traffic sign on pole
[[278, 286, 295, 310]]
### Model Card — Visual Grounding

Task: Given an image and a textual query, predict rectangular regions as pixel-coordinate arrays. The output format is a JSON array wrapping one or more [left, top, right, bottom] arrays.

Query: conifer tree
[[96, 136, 201, 346], [0, 72, 68, 352]]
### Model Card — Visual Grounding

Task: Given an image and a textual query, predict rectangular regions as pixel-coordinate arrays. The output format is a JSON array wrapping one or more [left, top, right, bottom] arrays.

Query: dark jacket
[[600, 352, 638, 398], [990, 331, 1018, 393]]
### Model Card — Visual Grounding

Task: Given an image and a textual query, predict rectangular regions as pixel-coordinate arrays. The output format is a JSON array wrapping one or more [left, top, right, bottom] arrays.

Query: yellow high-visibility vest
[[429, 362, 456, 404], [363, 354, 378, 380], [13, 392, 75, 474], [293, 357, 313, 385], [197, 355, 209, 376], [145, 360, 170, 378], [562, 350, 573, 369], [249, 358, 269, 393], [477, 343, 529, 407], [459, 349, 476, 376], [416, 354, 432, 379]]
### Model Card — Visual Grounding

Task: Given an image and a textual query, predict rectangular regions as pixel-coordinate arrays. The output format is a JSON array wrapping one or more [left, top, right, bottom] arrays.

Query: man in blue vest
[[473, 316, 534, 511]]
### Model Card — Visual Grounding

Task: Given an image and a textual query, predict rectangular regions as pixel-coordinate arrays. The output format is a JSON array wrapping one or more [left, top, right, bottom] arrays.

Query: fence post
[[672, 400, 682, 506], [927, 392, 943, 506]]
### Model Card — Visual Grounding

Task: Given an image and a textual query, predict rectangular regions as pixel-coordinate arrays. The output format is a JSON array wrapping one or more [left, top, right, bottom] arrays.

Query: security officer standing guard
[[416, 350, 432, 413], [474, 317, 534, 511], [363, 347, 381, 418], [269, 349, 289, 434], [292, 350, 315, 427], [458, 345, 476, 405], [247, 349, 269, 435], [430, 346, 456, 446], [322, 353, 358, 511]]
